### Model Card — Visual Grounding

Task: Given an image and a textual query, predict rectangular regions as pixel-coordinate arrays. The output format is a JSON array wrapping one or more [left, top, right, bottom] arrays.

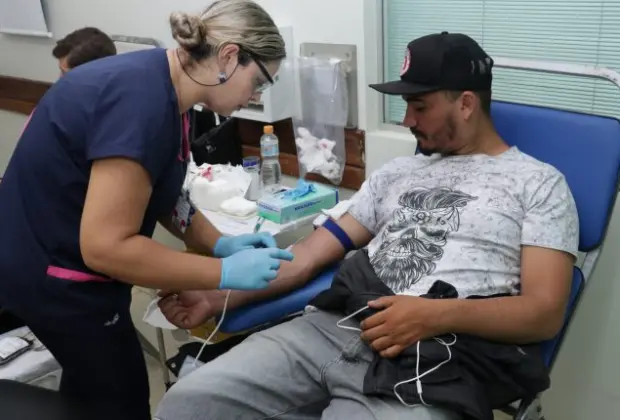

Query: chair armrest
[[219, 265, 339, 334]]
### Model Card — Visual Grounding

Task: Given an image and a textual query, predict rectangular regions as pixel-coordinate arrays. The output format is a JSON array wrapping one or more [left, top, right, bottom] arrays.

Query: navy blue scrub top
[[0, 48, 187, 318]]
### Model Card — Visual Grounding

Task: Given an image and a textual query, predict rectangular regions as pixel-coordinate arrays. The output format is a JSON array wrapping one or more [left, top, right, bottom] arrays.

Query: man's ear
[[460, 91, 477, 120], [58, 56, 70, 74]]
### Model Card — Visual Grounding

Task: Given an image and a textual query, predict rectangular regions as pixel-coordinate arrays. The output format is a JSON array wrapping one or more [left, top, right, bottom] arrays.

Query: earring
[[218, 72, 227, 83]]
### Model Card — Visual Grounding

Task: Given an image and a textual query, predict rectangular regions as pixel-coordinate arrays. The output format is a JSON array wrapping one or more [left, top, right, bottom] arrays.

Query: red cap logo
[[400, 48, 411, 76]]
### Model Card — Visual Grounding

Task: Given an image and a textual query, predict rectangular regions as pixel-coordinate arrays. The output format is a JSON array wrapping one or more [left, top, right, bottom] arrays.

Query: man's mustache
[[410, 128, 426, 139]]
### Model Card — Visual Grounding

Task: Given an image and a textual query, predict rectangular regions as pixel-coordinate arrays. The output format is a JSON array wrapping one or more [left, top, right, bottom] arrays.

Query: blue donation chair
[[213, 58, 620, 420]]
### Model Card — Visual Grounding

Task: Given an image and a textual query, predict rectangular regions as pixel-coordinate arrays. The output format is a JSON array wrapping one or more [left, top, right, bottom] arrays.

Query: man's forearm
[[209, 228, 349, 312], [211, 257, 313, 310], [436, 295, 564, 344]]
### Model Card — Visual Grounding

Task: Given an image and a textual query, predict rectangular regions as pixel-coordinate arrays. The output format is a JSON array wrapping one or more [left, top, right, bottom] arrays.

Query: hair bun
[[169, 11, 204, 50]]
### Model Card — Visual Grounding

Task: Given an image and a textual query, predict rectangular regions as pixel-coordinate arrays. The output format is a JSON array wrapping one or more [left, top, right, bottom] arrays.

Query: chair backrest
[[491, 101, 620, 252], [490, 100, 620, 366]]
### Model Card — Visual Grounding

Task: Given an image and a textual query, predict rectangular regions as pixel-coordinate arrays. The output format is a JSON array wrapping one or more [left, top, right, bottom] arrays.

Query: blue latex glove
[[213, 232, 278, 258], [282, 179, 315, 201], [219, 248, 295, 290]]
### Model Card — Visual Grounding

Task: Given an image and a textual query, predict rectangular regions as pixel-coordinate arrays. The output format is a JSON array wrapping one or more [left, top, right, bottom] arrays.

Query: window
[[383, 0, 620, 124]]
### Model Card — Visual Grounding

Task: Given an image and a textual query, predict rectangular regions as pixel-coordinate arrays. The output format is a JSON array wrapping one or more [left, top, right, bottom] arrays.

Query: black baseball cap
[[370, 32, 493, 96]]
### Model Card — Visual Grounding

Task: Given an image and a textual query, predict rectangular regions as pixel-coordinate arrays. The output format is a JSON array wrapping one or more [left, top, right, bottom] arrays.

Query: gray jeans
[[155, 310, 461, 420]]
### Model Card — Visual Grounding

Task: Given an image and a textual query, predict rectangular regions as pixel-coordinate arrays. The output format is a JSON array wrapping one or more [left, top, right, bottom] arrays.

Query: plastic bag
[[293, 57, 349, 185]]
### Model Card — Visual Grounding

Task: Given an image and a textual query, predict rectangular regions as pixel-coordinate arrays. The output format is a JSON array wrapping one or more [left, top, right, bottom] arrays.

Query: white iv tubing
[[336, 306, 458, 407], [193, 290, 231, 367]]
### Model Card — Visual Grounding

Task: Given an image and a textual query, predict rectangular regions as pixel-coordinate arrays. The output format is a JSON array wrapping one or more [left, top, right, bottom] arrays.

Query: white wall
[[1, 1, 620, 419], [543, 205, 620, 419], [0, 0, 372, 121], [0, 111, 27, 173]]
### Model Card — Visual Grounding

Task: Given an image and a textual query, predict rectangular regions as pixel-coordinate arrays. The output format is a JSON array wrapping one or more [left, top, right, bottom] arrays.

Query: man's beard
[[412, 116, 457, 156], [370, 237, 443, 293]]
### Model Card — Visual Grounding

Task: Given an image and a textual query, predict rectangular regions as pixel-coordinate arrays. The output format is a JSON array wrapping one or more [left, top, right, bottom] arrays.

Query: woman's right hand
[[219, 247, 294, 290]]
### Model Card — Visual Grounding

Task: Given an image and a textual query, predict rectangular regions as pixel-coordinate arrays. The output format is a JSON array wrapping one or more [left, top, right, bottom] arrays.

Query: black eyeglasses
[[242, 49, 274, 93], [254, 58, 274, 85]]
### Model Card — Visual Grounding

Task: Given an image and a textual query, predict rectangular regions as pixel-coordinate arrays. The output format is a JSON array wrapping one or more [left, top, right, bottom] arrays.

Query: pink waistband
[[47, 266, 111, 282]]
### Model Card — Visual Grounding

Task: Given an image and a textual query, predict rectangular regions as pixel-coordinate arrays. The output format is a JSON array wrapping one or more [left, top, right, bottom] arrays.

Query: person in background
[[52, 27, 117, 76], [0, 1, 288, 419], [18, 27, 117, 133]]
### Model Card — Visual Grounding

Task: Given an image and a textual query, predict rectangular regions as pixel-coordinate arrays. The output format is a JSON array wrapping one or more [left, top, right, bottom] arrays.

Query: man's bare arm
[[198, 214, 374, 312], [435, 246, 574, 343]]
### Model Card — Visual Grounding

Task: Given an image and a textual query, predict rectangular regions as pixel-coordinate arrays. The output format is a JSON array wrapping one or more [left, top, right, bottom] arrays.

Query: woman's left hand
[[213, 232, 278, 258]]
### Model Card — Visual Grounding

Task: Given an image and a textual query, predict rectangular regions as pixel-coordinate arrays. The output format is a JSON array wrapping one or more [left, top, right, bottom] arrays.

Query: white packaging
[[187, 164, 253, 211], [191, 178, 238, 211], [211, 165, 252, 196]]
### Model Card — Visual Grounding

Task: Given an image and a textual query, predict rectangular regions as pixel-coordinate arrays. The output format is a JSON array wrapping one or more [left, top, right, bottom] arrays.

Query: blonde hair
[[169, 0, 285, 64]]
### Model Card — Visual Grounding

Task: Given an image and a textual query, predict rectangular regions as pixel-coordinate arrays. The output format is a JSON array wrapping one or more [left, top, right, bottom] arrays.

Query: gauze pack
[[219, 196, 258, 218]]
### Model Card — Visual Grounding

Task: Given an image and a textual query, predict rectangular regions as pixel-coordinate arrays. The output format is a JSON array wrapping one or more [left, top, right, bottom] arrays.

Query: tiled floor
[[145, 353, 169, 415], [496, 411, 513, 420]]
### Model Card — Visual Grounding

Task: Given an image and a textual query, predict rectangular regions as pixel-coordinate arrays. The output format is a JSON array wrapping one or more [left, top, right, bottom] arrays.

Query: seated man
[[156, 32, 578, 420]]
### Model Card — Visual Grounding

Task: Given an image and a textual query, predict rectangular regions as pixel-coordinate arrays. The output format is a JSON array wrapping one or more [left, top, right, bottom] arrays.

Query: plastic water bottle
[[260, 125, 281, 194]]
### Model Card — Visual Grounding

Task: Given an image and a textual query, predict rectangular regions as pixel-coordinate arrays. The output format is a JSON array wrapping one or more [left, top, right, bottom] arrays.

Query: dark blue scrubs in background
[[0, 48, 187, 419]]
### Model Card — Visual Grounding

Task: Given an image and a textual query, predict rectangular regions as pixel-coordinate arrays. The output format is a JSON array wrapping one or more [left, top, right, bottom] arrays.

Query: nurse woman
[[0, 1, 289, 418]]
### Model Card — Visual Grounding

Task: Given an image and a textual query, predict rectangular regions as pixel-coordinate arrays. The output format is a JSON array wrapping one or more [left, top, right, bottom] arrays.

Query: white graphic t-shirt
[[348, 147, 579, 298]]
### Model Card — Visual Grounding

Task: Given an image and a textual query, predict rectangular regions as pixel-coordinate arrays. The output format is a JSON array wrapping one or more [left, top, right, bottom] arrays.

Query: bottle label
[[262, 144, 279, 158]]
